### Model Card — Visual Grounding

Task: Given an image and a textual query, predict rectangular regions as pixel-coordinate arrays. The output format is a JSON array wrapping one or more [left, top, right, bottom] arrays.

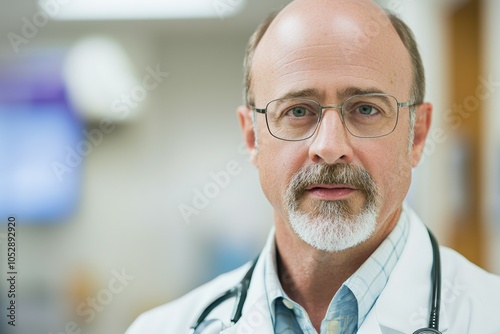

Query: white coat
[[125, 207, 500, 333]]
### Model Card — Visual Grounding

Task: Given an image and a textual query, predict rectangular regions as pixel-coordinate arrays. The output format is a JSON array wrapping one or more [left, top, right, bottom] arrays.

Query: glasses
[[251, 93, 413, 141]]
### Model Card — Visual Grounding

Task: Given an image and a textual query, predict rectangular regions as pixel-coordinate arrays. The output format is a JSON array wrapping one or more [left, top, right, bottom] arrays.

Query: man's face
[[239, 0, 431, 251]]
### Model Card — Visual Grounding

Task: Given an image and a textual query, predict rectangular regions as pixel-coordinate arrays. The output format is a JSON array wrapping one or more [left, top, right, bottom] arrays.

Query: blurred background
[[0, 0, 499, 333]]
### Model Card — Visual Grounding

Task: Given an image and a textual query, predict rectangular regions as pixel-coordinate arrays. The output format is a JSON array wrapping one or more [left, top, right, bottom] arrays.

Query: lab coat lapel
[[357, 310, 383, 334], [220, 251, 274, 334], [367, 206, 449, 333]]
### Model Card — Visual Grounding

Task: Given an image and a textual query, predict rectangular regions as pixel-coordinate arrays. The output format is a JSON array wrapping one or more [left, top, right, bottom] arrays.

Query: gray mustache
[[288, 163, 378, 200]]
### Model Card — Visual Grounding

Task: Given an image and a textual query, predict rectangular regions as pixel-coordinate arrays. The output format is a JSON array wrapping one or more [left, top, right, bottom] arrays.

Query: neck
[[274, 207, 401, 330]]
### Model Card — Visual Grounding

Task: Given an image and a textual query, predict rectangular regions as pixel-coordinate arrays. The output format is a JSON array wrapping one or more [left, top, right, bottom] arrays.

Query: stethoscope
[[191, 227, 442, 334]]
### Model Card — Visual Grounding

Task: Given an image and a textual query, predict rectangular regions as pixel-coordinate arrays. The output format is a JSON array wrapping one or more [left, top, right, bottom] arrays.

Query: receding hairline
[[243, 7, 425, 108]]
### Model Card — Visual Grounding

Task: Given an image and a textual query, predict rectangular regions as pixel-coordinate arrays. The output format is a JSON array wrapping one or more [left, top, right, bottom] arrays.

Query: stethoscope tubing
[[190, 255, 259, 332], [422, 228, 442, 332]]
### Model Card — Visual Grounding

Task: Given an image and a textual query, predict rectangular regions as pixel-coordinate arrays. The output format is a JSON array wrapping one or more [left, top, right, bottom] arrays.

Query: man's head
[[238, 0, 432, 252]]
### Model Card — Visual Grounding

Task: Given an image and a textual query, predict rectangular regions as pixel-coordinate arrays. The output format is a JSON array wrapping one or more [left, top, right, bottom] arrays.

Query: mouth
[[305, 184, 358, 201]]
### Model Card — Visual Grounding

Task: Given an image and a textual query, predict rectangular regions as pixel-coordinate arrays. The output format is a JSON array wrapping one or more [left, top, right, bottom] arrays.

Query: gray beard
[[287, 200, 378, 252], [284, 163, 380, 252]]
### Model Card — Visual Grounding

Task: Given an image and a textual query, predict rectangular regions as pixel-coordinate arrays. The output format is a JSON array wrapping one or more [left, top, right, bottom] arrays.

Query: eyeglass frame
[[250, 93, 416, 141]]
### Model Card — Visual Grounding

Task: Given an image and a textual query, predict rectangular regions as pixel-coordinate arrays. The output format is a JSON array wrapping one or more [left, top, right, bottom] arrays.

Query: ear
[[237, 105, 258, 166], [411, 102, 432, 167]]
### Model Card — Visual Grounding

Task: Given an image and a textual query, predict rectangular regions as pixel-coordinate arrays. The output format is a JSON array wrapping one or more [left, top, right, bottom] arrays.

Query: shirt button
[[327, 320, 341, 334], [282, 299, 294, 310]]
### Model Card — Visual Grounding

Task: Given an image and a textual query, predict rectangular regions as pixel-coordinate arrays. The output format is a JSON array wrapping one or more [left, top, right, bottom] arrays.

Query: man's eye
[[357, 105, 379, 115], [286, 107, 308, 117]]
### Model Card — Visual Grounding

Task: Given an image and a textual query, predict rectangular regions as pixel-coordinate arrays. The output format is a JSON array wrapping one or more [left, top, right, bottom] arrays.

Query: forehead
[[251, 1, 413, 105]]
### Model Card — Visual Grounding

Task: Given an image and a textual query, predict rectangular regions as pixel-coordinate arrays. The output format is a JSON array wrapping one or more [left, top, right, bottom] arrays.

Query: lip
[[305, 184, 358, 200]]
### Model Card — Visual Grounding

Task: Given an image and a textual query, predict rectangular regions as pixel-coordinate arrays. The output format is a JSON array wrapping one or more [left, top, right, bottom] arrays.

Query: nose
[[308, 107, 354, 164]]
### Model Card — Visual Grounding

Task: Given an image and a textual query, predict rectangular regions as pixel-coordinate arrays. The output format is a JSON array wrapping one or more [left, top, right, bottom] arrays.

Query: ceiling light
[[39, 0, 246, 21]]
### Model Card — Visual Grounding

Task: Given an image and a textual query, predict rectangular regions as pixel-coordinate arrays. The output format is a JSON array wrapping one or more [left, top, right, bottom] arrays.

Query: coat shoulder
[[440, 246, 500, 290], [440, 246, 500, 333], [125, 262, 251, 334]]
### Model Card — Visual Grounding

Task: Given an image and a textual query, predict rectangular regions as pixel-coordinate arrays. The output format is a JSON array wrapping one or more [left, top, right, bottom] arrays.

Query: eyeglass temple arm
[[399, 101, 420, 108], [251, 106, 266, 114]]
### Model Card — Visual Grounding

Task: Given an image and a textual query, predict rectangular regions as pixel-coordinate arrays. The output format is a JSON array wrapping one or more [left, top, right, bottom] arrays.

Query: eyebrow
[[338, 86, 394, 110], [336, 86, 386, 101], [280, 88, 326, 101], [279, 86, 387, 103]]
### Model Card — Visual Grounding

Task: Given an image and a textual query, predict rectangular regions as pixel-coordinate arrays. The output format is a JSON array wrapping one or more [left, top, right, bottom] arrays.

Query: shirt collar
[[261, 227, 283, 324], [261, 205, 411, 330], [346, 207, 410, 326]]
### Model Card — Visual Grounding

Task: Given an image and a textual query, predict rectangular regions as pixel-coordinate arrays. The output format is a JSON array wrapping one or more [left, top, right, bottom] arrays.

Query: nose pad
[[308, 107, 354, 164]]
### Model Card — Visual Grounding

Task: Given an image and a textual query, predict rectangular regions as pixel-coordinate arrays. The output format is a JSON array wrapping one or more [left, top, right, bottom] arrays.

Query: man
[[126, 0, 500, 333]]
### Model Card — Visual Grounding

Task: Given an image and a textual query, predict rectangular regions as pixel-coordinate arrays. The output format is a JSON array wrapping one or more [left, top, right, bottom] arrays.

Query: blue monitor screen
[[0, 52, 83, 223]]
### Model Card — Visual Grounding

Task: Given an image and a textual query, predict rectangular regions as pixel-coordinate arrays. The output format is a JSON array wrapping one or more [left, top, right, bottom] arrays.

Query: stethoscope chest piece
[[191, 318, 227, 334]]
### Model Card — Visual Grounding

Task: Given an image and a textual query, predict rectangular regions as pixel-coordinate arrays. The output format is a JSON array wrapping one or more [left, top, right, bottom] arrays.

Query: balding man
[[126, 1, 500, 333]]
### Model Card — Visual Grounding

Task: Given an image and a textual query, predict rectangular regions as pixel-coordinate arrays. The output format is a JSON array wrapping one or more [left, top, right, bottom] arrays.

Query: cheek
[[357, 139, 412, 207], [257, 138, 308, 211], [380, 146, 412, 209], [383, 156, 412, 201]]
